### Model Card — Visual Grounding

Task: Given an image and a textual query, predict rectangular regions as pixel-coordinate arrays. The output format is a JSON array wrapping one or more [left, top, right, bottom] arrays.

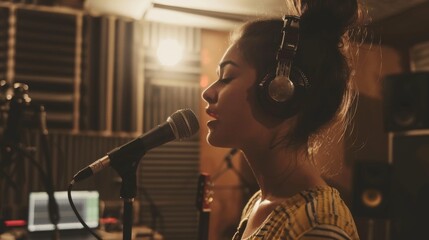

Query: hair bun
[[300, 0, 358, 40]]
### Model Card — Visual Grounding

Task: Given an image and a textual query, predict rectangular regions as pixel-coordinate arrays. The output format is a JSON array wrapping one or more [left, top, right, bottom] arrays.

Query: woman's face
[[202, 44, 268, 148]]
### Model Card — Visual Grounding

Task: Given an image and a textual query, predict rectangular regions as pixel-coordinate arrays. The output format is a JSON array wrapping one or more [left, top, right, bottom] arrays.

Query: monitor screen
[[28, 191, 99, 232]]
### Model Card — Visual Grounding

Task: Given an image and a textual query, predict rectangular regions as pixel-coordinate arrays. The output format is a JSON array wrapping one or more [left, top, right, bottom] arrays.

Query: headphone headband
[[277, 16, 300, 60], [257, 15, 310, 118]]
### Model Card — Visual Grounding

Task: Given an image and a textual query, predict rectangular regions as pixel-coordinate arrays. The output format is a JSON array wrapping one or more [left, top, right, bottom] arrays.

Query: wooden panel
[[410, 41, 429, 71], [367, 1, 429, 49]]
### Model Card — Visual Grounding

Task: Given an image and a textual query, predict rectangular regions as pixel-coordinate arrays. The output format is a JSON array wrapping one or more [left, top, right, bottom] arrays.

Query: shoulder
[[299, 224, 354, 240], [241, 190, 261, 219], [272, 187, 359, 239], [286, 186, 360, 239]]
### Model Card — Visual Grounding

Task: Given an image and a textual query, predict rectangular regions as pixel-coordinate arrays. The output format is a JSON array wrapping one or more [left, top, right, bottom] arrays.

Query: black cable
[[0, 166, 18, 214], [37, 105, 59, 226], [67, 181, 102, 240], [0, 141, 51, 198], [0, 140, 67, 237], [0, 142, 56, 235]]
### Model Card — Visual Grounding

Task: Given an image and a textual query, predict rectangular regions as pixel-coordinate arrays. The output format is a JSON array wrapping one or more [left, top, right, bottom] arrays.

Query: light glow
[[157, 39, 184, 67]]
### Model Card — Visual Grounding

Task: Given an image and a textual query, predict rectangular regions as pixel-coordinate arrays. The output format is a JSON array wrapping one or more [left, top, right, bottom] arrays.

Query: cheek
[[207, 95, 259, 147]]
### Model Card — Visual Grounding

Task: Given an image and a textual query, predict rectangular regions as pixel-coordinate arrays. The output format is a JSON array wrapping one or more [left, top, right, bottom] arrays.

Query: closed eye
[[218, 77, 233, 84]]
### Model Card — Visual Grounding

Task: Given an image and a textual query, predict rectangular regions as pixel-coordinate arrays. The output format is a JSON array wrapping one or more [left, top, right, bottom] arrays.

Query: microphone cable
[[67, 180, 102, 240], [0, 141, 55, 211], [0, 167, 18, 218]]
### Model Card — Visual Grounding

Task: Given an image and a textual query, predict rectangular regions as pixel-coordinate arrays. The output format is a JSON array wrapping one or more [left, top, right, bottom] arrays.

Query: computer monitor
[[27, 191, 99, 232]]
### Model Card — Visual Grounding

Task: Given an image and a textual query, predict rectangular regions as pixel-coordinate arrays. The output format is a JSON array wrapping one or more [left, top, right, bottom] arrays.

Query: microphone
[[1, 83, 31, 166], [73, 109, 199, 182]]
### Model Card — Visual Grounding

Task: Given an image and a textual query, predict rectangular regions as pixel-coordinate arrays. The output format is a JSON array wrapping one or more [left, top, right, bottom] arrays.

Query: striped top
[[232, 186, 359, 240]]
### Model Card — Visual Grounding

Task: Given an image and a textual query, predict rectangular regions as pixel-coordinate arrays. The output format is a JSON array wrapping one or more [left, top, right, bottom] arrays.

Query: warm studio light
[[157, 39, 184, 67]]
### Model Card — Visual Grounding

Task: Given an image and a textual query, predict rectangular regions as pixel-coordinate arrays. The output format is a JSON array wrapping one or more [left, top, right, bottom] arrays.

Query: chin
[[206, 133, 232, 148]]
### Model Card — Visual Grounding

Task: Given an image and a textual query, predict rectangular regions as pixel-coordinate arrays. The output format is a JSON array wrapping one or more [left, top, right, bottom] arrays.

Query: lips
[[206, 108, 219, 119], [205, 108, 219, 130]]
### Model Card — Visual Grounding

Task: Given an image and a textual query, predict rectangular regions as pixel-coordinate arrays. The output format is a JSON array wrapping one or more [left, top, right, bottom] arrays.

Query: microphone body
[[1, 83, 31, 166], [73, 109, 199, 182], [3, 95, 24, 145]]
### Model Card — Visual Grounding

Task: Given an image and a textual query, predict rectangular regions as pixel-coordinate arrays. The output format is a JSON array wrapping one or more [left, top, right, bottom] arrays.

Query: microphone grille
[[170, 109, 200, 140]]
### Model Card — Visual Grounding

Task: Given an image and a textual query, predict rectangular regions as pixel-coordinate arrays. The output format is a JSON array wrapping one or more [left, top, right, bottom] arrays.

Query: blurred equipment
[[0, 82, 60, 233], [28, 191, 99, 232], [382, 72, 429, 131], [389, 132, 429, 239], [195, 173, 212, 240], [0, 82, 31, 167], [352, 161, 392, 219], [27, 191, 99, 239]]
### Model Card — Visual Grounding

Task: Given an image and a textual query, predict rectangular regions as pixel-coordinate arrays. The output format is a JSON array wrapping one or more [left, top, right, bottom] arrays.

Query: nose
[[202, 82, 217, 104]]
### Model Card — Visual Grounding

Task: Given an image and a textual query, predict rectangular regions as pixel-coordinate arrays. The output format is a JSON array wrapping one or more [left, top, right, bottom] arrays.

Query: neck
[[242, 144, 326, 201]]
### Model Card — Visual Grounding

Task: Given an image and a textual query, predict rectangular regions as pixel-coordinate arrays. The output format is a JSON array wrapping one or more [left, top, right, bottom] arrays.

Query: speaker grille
[[390, 133, 429, 239], [352, 161, 392, 219], [382, 72, 429, 131]]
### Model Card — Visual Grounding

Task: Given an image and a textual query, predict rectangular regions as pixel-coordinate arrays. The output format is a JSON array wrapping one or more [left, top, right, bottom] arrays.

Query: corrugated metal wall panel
[[14, 8, 78, 129], [139, 141, 200, 240], [0, 7, 9, 81]]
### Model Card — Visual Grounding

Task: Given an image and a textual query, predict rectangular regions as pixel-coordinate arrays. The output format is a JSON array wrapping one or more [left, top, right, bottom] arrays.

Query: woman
[[202, 0, 361, 239]]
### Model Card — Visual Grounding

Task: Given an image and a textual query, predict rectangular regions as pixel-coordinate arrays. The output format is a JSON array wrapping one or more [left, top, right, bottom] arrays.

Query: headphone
[[257, 15, 310, 119]]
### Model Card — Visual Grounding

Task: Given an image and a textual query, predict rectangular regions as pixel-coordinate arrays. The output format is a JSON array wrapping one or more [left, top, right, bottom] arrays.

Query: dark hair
[[232, 0, 362, 149]]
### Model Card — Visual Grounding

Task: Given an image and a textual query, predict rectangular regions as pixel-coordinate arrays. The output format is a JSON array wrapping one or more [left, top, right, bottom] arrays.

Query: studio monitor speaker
[[352, 161, 392, 219], [383, 72, 429, 131], [390, 133, 429, 239]]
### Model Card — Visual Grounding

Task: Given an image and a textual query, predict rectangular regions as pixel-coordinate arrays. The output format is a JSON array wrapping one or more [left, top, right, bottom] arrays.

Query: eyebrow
[[219, 60, 239, 69]]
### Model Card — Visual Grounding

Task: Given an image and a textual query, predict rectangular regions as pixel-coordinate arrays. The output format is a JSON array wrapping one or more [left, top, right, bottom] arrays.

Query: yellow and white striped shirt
[[232, 186, 359, 240]]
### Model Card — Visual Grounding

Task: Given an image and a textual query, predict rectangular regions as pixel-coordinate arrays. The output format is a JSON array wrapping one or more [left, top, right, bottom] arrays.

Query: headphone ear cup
[[257, 68, 306, 119]]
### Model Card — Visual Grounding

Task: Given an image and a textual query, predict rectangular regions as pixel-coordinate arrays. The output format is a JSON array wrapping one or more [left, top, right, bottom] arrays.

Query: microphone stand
[[110, 153, 142, 240], [37, 105, 60, 238], [114, 178, 162, 240], [122, 173, 136, 240]]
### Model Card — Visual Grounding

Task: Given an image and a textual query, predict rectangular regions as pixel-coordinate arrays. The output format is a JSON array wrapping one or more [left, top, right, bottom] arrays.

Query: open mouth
[[206, 108, 219, 119]]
